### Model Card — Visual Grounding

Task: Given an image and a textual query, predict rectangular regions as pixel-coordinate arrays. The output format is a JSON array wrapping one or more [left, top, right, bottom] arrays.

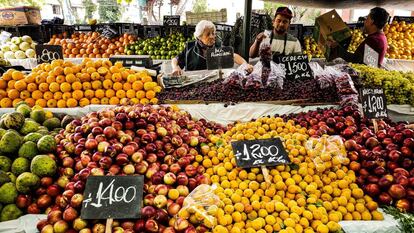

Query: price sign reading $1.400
[[231, 138, 290, 168], [81, 176, 144, 219]]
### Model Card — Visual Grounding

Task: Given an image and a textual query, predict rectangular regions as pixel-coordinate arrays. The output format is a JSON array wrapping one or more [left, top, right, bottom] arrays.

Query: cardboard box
[[0, 6, 41, 26], [313, 10, 352, 60]]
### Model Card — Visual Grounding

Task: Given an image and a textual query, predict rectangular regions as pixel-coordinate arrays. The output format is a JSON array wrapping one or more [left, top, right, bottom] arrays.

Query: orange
[[43, 91, 54, 100], [120, 98, 131, 105], [82, 82, 92, 91], [140, 98, 149, 104], [80, 73, 90, 82], [0, 79, 7, 89], [85, 61, 95, 68], [50, 59, 63, 68], [54, 92, 63, 100], [53, 66, 64, 76], [66, 98, 78, 107], [136, 90, 146, 99], [101, 97, 109, 105], [116, 90, 126, 99], [14, 80, 27, 91], [32, 90, 43, 100], [114, 62, 123, 69], [103, 79, 113, 89], [84, 90, 94, 99], [72, 81, 82, 90], [65, 74, 77, 83], [92, 81, 102, 90], [25, 98, 35, 107], [12, 99, 23, 107], [79, 98, 90, 107], [127, 74, 137, 83], [98, 67, 108, 75], [1, 72, 12, 81], [56, 75, 65, 84], [7, 80, 16, 89], [95, 89, 105, 99], [46, 75, 56, 84], [62, 92, 72, 100], [109, 97, 119, 105], [123, 82, 132, 90], [24, 73, 36, 83], [111, 73, 122, 82], [91, 72, 100, 80], [12, 71, 24, 80], [47, 99, 57, 108], [35, 99, 47, 108], [141, 75, 152, 83], [49, 82, 60, 92], [91, 98, 100, 104], [126, 90, 136, 99], [27, 83, 37, 92], [60, 82, 71, 92], [121, 71, 129, 80], [7, 89, 19, 99], [104, 73, 112, 80], [105, 89, 115, 98], [130, 98, 139, 104], [87, 67, 96, 74], [20, 90, 30, 99], [150, 98, 158, 104], [39, 83, 49, 92], [57, 99, 67, 108], [64, 67, 74, 75], [113, 82, 123, 91], [44, 64, 52, 72], [62, 61, 73, 68], [146, 90, 156, 99], [0, 90, 6, 98], [0, 98, 12, 108], [109, 66, 120, 73], [72, 90, 84, 100]]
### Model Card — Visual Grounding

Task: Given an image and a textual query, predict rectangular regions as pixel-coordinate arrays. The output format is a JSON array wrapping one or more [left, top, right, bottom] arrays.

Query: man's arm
[[249, 32, 266, 58]]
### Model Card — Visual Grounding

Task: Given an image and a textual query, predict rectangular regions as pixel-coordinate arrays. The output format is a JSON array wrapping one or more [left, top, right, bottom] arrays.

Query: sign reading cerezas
[[231, 138, 290, 168], [35, 45, 63, 64], [206, 46, 234, 70], [360, 88, 388, 119], [81, 176, 144, 219], [278, 55, 313, 81]]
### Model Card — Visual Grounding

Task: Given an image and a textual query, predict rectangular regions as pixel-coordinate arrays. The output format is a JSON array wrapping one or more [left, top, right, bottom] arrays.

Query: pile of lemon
[[0, 59, 161, 108], [197, 117, 383, 233]]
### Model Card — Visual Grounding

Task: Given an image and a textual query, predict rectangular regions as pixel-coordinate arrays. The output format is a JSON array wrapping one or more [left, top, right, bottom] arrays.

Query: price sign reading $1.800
[[35, 45, 63, 64], [360, 87, 388, 119], [81, 176, 144, 219], [231, 138, 290, 168]]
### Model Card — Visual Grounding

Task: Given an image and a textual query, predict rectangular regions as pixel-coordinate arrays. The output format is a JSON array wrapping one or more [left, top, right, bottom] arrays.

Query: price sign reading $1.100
[[81, 176, 144, 219], [361, 88, 388, 119], [231, 138, 290, 168]]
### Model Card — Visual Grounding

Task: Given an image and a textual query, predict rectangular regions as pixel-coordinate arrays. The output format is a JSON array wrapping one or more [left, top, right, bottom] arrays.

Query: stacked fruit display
[[125, 33, 189, 60], [347, 29, 364, 53], [48, 32, 137, 58], [384, 21, 414, 60], [36, 104, 226, 232], [0, 103, 65, 221], [351, 64, 414, 105], [195, 115, 383, 233], [283, 105, 414, 212], [0, 36, 37, 59], [303, 36, 324, 59], [0, 59, 161, 108]]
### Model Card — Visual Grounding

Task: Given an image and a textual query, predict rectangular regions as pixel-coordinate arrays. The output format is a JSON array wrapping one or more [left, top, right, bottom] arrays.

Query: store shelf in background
[[185, 9, 227, 25]]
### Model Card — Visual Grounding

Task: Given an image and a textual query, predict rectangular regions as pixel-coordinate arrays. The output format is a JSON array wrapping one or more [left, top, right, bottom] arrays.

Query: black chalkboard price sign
[[206, 46, 234, 70], [278, 55, 313, 80], [360, 88, 388, 119], [81, 176, 144, 220], [163, 15, 180, 26], [363, 44, 379, 68], [393, 16, 414, 24], [35, 45, 63, 64], [231, 138, 290, 168]]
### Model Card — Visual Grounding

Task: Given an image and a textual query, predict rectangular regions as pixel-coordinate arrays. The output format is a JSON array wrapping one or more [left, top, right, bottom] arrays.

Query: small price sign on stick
[[360, 87, 388, 133], [231, 138, 290, 183]]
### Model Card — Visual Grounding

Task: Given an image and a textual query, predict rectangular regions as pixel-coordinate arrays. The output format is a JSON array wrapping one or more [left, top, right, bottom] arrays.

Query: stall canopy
[[262, 0, 414, 10]]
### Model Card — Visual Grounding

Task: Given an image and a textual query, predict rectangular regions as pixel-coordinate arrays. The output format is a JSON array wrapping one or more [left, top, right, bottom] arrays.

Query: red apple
[[63, 207, 78, 222], [389, 184, 406, 199]]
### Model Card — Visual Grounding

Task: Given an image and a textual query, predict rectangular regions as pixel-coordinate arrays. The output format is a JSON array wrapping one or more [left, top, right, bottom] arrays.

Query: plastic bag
[[259, 39, 272, 64], [314, 66, 336, 89], [340, 94, 359, 107], [244, 62, 263, 89], [177, 184, 221, 229], [266, 62, 286, 89], [305, 135, 348, 173], [334, 72, 358, 95]]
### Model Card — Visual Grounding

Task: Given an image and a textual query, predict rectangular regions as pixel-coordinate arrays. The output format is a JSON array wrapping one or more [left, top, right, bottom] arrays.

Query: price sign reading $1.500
[[81, 176, 144, 219], [360, 87, 388, 119], [231, 138, 290, 168], [278, 55, 313, 81], [35, 45, 63, 64]]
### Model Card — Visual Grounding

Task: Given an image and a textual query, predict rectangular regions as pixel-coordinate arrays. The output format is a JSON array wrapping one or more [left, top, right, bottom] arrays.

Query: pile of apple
[[283, 105, 414, 212], [36, 104, 225, 233]]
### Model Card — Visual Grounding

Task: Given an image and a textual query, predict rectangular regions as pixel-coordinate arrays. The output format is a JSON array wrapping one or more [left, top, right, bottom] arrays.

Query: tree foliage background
[[98, 0, 121, 22]]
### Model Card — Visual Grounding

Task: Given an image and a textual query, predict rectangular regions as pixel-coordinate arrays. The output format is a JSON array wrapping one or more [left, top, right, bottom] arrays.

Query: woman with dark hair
[[328, 7, 390, 67]]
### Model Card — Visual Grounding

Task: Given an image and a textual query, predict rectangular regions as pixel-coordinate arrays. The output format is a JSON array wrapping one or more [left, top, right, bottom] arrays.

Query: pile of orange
[[48, 32, 136, 58], [0, 59, 161, 108]]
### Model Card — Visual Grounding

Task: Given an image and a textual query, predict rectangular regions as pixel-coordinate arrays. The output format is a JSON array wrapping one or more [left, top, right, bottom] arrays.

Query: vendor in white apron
[[249, 7, 302, 62]]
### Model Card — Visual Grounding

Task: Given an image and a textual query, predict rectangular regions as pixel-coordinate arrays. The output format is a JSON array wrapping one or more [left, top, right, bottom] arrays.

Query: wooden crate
[[186, 9, 227, 25]]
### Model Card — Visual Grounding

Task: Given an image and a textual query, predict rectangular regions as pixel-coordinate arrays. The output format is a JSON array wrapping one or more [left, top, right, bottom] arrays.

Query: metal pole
[[242, 0, 252, 61]]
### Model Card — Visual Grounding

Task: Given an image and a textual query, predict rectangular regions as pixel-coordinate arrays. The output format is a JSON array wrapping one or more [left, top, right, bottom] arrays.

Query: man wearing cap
[[249, 7, 302, 60]]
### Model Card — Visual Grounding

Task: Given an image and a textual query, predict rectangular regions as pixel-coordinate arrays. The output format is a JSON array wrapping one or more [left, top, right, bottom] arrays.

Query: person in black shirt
[[171, 20, 253, 75]]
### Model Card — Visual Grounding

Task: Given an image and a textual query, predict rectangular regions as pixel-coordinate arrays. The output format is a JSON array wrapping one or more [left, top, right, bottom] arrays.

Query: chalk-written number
[[38, 49, 61, 62], [240, 144, 279, 160], [84, 179, 136, 208], [287, 62, 308, 76], [366, 95, 384, 113]]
